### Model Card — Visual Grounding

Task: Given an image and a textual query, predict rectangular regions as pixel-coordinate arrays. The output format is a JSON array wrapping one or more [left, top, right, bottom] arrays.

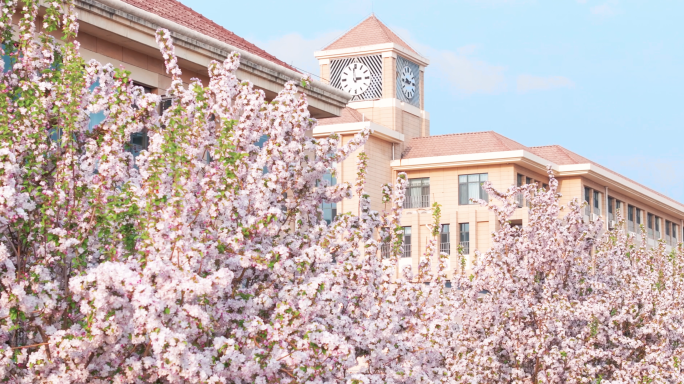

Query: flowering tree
[[2, 1, 682, 383], [448, 170, 684, 383], [0, 1, 452, 383]]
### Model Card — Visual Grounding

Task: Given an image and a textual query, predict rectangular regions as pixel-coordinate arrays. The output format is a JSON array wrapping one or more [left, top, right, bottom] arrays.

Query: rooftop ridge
[[119, 0, 298, 72], [406, 131, 496, 139], [323, 14, 419, 55]]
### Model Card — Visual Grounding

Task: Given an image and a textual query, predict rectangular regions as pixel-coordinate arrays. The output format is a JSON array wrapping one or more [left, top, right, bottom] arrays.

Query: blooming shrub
[[0, 1, 451, 382], [448, 173, 684, 383], [1, 1, 682, 383]]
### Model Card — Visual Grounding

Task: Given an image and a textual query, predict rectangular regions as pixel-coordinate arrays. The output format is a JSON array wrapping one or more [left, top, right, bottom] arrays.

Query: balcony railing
[[628, 221, 635, 232], [440, 242, 450, 255], [402, 244, 411, 258], [459, 241, 470, 255], [380, 243, 390, 258], [404, 195, 430, 209], [584, 204, 591, 217]]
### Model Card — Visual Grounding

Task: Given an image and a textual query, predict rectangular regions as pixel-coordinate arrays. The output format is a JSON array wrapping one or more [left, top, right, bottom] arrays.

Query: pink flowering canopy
[[0, 1, 682, 383]]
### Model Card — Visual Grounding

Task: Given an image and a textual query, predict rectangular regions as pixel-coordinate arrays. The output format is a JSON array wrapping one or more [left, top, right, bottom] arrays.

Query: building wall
[[382, 56, 396, 99], [390, 160, 684, 280], [396, 163, 513, 276]]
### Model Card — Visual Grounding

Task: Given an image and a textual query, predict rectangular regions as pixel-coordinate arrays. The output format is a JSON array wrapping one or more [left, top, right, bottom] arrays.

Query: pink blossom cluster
[[446, 171, 684, 382], [0, 2, 682, 383]]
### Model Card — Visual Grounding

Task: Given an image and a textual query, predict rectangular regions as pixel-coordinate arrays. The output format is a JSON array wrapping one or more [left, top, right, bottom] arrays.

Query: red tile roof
[[120, 0, 298, 72], [529, 145, 681, 206], [401, 133, 681, 205], [317, 107, 365, 125], [401, 131, 529, 159], [324, 14, 418, 55]]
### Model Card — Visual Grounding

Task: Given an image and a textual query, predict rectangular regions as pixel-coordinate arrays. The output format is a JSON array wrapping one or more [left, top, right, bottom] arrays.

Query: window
[[402, 227, 411, 258], [655, 216, 661, 239], [584, 187, 592, 217], [405, 178, 430, 209], [87, 80, 106, 131], [666, 220, 672, 244], [647, 213, 654, 239], [515, 174, 524, 207], [593, 190, 601, 216], [1, 44, 11, 73], [440, 224, 450, 255], [459, 173, 488, 205], [380, 227, 390, 258], [320, 172, 337, 224], [636, 208, 643, 227], [627, 205, 635, 232], [673, 224, 679, 246], [608, 197, 615, 224], [459, 223, 470, 254], [256, 135, 269, 148], [129, 84, 153, 158], [160, 97, 174, 114]]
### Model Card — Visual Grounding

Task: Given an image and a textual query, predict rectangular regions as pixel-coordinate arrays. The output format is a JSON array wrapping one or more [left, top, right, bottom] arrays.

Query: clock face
[[400, 66, 416, 99], [340, 62, 371, 96]]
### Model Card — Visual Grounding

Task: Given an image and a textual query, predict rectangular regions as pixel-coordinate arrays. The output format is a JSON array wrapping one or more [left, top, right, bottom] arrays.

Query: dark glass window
[[593, 190, 601, 215], [647, 213, 654, 238], [160, 97, 174, 114], [320, 172, 337, 224]]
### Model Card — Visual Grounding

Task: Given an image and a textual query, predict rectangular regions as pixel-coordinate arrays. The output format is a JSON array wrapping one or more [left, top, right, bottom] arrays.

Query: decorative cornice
[[391, 150, 684, 215], [313, 121, 405, 144], [314, 43, 430, 67], [74, 0, 352, 109]]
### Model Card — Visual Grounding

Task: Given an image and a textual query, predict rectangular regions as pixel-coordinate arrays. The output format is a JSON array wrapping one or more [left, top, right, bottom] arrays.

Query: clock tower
[[313, 14, 430, 213]]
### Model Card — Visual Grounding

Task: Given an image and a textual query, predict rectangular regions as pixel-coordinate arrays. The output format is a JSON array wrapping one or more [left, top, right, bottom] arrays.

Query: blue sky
[[180, 0, 684, 201]]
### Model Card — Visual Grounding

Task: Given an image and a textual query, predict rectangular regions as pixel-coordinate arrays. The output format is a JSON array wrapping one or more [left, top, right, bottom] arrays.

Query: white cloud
[[590, 0, 619, 17], [391, 27, 507, 95], [435, 51, 508, 94], [254, 31, 344, 78], [256, 24, 574, 97], [392, 27, 576, 96], [516, 75, 575, 93], [596, 155, 684, 202]]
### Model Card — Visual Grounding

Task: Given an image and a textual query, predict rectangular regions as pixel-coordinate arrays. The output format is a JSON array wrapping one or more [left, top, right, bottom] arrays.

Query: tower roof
[[324, 14, 418, 55]]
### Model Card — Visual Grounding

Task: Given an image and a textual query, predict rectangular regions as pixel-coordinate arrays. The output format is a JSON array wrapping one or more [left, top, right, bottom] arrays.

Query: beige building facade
[[313, 16, 684, 278], [16, 0, 352, 118], [14, 1, 682, 279]]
